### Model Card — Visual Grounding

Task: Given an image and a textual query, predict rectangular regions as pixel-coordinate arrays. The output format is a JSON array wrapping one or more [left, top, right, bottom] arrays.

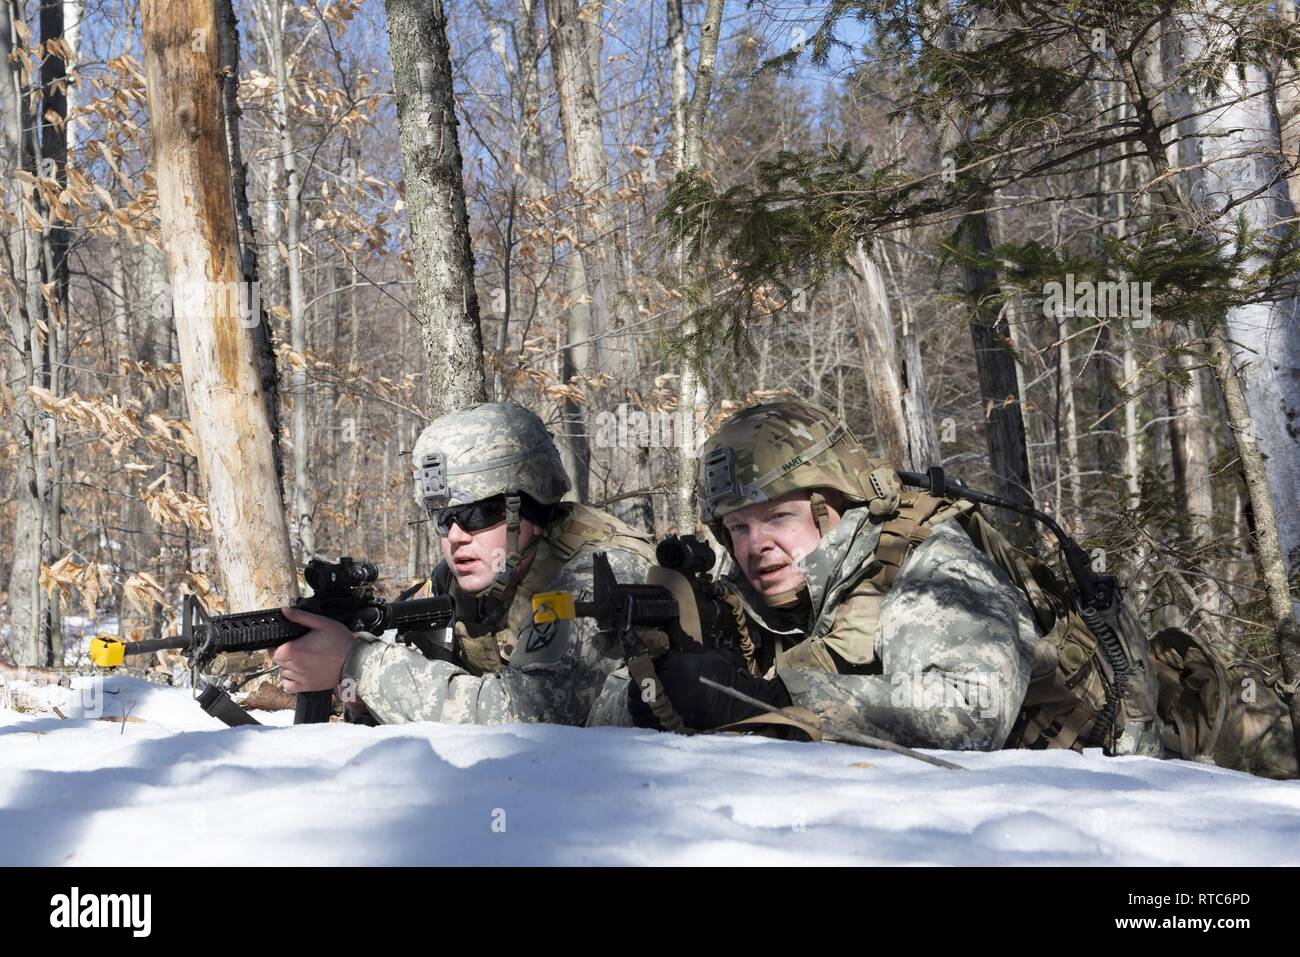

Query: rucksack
[[1148, 627, 1298, 779], [870, 488, 1163, 756]]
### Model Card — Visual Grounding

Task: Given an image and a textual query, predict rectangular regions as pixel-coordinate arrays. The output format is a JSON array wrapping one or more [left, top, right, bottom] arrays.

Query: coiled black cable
[[1080, 605, 1130, 754]]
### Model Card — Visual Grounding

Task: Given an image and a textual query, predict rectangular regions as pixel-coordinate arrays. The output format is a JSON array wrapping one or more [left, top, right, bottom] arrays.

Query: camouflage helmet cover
[[698, 399, 876, 525], [413, 402, 570, 511]]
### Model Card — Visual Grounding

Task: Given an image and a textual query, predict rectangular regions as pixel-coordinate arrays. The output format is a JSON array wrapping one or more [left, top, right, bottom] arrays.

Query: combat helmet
[[698, 398, 898, 542], [413, 402, 570, 597]]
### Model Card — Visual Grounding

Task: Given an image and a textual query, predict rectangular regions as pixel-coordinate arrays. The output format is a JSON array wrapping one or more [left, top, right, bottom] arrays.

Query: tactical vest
[[437, 502, 658, 674], [781, 488, 1151, 753]]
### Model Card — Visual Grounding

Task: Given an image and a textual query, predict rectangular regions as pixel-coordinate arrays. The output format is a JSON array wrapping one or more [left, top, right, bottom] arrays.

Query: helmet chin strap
[[762, 584, 807, 608], [483, 493, 526, 602], [809, 490, 833, 535]]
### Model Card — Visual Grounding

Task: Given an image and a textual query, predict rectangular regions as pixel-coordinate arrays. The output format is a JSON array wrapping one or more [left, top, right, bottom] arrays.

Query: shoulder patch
[[525, 621, 557, 654]]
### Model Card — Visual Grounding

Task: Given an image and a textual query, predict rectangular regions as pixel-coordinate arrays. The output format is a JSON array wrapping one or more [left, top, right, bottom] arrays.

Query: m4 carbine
[[89, 557, 455, 726]]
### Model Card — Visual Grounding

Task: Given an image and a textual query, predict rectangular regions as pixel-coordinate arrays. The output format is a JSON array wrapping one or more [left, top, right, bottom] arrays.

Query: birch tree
[[669, 0, 725, 532]]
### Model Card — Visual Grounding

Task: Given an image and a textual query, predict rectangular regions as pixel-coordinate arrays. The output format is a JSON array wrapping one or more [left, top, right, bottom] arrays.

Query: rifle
[[532, 549, 706, 730], [653, 535, 749, 657], [89, 557, 455, 727], [535, 549, 962, 767]]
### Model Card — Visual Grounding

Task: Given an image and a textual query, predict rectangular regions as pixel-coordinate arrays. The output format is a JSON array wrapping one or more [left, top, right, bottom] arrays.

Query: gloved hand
[[627, 645, 792, 731]]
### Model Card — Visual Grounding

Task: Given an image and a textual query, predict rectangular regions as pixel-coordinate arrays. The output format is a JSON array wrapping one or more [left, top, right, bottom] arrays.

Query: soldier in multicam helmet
[[605, 397, 1046, 751], [272, 401, 660, 726]]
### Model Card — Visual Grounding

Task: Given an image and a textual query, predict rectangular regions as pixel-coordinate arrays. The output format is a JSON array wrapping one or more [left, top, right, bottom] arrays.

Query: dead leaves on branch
[[39, 556, 112, 621], [142, 477, 210, 532], [514, 362, 609, 405], [122, 572, 167, 617], [28, 386, 198, 459], [117, 357, 184, 394], [275, 343, 420, 412]]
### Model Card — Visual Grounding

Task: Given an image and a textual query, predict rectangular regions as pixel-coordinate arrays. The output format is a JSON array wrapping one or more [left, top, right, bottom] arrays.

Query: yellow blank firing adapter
[[89, 637, 126, 668], [532, 591, 576, 624]]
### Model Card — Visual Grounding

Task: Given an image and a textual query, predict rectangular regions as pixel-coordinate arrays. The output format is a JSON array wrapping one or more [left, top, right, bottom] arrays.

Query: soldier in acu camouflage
[[607, 398, 1041, 751], [273, 401, 659, 726]]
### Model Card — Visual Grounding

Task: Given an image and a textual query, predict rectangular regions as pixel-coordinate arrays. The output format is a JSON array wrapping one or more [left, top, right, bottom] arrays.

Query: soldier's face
[[440, 516, 543, 592], [721, 491, 841, 598]]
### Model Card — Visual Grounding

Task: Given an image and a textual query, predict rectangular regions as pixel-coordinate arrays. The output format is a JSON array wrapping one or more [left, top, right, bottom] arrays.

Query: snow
[[0, 614, 122, 667], [60, 614, 121, 666], [2, 675, 1298, 866]]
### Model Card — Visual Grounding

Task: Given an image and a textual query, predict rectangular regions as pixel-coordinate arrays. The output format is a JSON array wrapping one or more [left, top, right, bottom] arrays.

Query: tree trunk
[[38, 0, 69, 664], [264, 0, 313, 558], [669, 0, 724, 532], [139, 0, 297, 620], [1165, 329, 1214, 543], [880, 241, 940, 470], [1192, 70, 1300, 586], [668, 0, 686, 170], [959, 211, 1036, 543], [3, 0, 45, 666], [1055, 314, 1082, 533], [383, 0, 488, 417], [217, 0, 284, 491], [926, 1, 1034, 541], [546, 0, 651, 528], [849, 242, 908, 468], [1276, 1, 1300, 209]]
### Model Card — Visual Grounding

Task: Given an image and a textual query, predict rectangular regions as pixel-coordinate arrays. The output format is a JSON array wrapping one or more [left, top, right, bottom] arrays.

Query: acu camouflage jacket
[[727, 505, 1041, 750], [341, 503, 657, 726]]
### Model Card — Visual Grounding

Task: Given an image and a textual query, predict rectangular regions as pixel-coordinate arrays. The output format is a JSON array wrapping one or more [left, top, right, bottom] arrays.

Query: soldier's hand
[[274, 607, 355, 693], [628, 645, 791, 730]]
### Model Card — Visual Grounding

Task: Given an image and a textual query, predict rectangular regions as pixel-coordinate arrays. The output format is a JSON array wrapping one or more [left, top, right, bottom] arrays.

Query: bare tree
[[1, 0, 44, 665], [669, 0, 724, 532], [139, 0, 297, 617], [384, 0, 488, 416], [546, 0, 651, 527]]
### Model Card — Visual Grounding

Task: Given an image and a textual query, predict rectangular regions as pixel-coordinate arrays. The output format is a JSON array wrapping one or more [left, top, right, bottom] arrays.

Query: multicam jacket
[[342, 503, 657, 725]]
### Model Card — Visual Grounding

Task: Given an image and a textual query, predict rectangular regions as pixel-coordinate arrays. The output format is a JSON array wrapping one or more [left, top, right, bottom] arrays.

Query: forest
[[1, 0, 1297, 742]]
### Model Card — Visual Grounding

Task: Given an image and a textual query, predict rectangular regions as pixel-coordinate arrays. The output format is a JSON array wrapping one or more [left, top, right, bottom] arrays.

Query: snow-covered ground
[[0, 614, 121, 668], [2, 675, 1298, 866]]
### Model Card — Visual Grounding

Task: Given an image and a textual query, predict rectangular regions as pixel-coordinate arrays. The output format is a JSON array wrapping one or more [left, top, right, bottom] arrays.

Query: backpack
[[870, 488, 1162, 756], [1148, 627, 1298, 779]]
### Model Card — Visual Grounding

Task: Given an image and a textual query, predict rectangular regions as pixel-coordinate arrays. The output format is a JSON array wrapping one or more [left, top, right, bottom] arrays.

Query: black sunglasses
[[432, 496, 508, 535]]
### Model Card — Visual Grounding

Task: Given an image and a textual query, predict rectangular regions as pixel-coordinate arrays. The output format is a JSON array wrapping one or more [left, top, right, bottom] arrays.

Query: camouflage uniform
[[670, 399, 1043, 750], [722, 509, 1039, 749], [342, 402, 658, 726]]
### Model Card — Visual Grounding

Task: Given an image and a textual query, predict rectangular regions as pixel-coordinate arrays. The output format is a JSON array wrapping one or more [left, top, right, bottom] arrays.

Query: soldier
[[273, 401, 659, 725], [611, 398, 1163, 755]]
